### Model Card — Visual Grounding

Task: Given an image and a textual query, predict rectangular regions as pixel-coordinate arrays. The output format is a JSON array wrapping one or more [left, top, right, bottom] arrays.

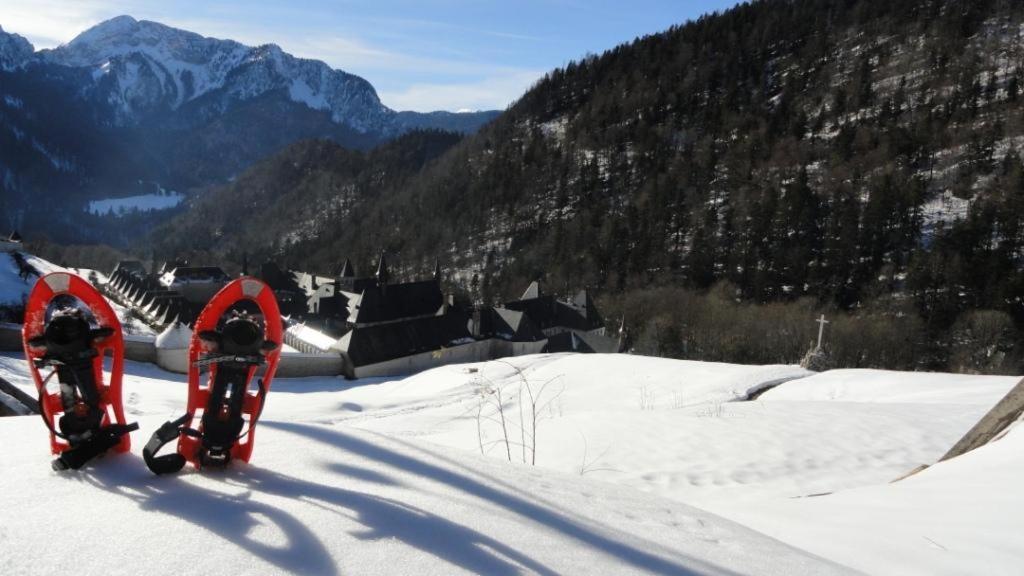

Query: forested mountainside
[[0, 17, 497, 244], [158, 0, 1024, 372], [151, 130, 464, 267]]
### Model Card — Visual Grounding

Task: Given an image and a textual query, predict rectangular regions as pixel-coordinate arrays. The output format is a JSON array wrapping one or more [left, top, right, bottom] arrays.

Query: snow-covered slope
[[1, 350, 1020, 574], [759, 368, 1017, 405], [314, 354, 1015, 507], [0, 352, 853, 575], [715, 423, 1024, 576], [263, 353, 1022, 575]]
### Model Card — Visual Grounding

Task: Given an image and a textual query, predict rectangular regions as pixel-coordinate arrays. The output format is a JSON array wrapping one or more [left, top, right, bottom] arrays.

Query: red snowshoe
[[144, 277, 282, 474], [22, 272, 138, 470]]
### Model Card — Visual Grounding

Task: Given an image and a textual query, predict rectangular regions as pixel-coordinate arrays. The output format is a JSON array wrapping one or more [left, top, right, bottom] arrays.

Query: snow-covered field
[[0, 350, 1020, 575], [87, 191, 184, 215]]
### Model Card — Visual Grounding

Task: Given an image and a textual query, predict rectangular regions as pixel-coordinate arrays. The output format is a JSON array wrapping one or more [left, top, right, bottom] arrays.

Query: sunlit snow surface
[[0, 351, 1020, 575], [87, 192, 184, 215]]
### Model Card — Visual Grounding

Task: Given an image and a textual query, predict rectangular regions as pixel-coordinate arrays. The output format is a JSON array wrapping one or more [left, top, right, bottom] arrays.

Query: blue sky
[[0, 1, 741, 112]]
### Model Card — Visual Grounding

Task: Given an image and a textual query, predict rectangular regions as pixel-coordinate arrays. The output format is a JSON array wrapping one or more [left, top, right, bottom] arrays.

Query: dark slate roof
[[342, 310, 473, 367], [259, 262, 302, 292], [349, 280, 444, 325], [167, 266, 229, 281], [567, 290, 605, 330], [338, 259, 355, 278], [543, 331, 588, 353], [335, 276, 378, 294], [542, 329, 620, 354], [112, 260, 147, 277], [309, 287, 352, 318], [158, 260, 188, 274], [483, 307, 546, 341], [502, 294, 603, 332]]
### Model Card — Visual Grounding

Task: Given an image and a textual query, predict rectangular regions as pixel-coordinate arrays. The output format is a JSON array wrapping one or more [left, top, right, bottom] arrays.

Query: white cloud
[[379, 69, 544, 112], [165, 24, 543, 111], [0, 0, 142, 48]]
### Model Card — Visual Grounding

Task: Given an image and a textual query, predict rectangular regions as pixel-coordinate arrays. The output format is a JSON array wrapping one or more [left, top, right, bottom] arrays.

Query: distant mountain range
[[0, 16, 498, 243]]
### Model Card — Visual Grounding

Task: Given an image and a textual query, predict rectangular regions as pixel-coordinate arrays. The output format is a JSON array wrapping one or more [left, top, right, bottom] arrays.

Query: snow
[[30, 137, 74, 172], [154, 322, 192, 349], [539, 116, 568, 143], [920, 190, 970, 234], [288, 78, 330, 111], [760, 368, 1019, 405], [287, 322, 338, 351], [0, 351, 852, 576], [41, 16, 393, 133], [714, 424, 1024, 576], [50, 16, 252, 110], [0, 253, 31, 305], [0, 342, 1020, 574], [87, 191, 184, 215]]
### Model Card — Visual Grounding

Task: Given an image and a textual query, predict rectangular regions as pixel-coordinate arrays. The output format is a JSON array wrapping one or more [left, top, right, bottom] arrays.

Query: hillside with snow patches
[[0, 329, 1021, 574]]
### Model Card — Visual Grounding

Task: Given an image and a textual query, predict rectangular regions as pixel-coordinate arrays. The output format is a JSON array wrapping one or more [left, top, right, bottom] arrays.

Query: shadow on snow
[[79, 459, 339, 575], [264, 420, 719, 576], [61, 419, 723, 576], [78, 448, 557, 575]]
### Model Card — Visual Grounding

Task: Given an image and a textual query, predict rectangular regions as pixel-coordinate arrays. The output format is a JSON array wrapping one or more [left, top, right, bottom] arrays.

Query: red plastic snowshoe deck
[[22, 272, 129, 456], [178, 277, 282, 467]]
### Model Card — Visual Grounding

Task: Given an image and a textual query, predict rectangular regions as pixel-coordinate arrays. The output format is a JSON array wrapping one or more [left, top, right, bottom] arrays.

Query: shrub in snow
[[801, 346, 831, 372]]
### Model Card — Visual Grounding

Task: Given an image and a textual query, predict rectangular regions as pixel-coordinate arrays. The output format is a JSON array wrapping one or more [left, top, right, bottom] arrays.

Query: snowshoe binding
[[22, 272, 138, 471], [144, 277, 282, 475]]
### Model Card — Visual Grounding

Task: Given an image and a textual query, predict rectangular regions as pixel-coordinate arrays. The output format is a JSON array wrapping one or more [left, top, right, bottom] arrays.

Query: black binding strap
[[34, 345, 139, 471], [145, 313, 274, 475], [143, 413, 193, 475], [143, 376, 269, 475], [52, 422, 139, 471]]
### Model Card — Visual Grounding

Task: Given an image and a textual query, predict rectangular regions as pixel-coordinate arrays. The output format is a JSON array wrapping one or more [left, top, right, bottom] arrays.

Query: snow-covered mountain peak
[[53, 15, 243, 67], [65, 15, 140, 49], [35, 15, 391, 131], [0, 25, 34, 71]]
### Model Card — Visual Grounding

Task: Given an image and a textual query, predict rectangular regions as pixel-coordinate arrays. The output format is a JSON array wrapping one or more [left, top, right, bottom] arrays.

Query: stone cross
[[815, 314, 829, 350]]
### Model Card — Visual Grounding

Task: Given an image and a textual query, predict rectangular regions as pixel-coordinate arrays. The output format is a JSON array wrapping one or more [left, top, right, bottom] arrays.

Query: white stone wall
[[351, 338, 548, 379]]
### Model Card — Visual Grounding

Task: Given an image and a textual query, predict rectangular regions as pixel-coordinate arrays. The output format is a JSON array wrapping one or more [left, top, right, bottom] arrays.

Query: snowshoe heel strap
[[52, 422, 139, 471], [143, 414, 191, 475]]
